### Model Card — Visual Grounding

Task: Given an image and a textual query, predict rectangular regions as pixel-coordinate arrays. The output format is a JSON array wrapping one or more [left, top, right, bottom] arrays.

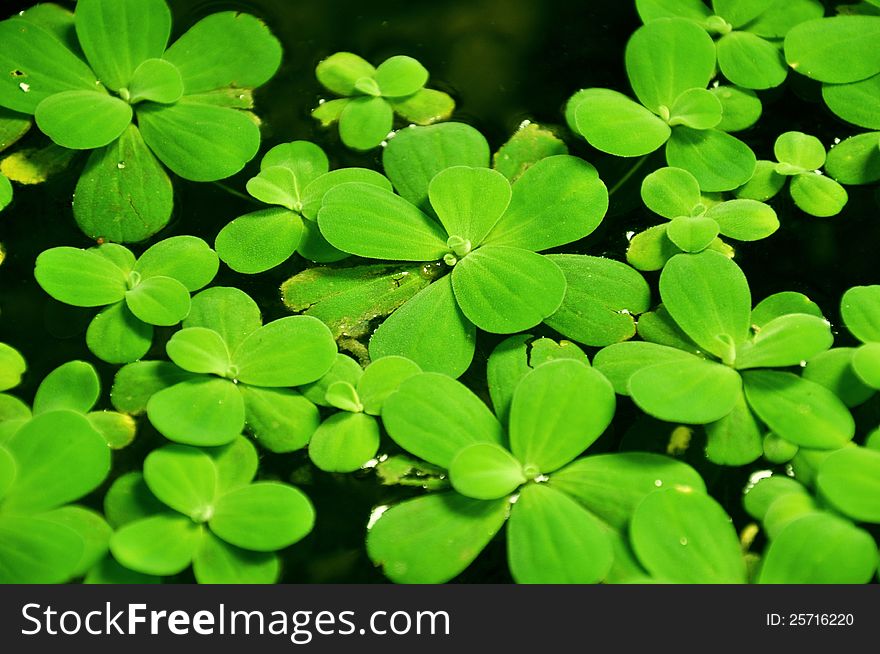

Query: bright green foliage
[[318, 158, 608, 376], [628, 167, 778, 270], [0, 343, 26, 392], [216, 141, 393, 270], [303, 355, 421, 472], [35, 237, 219, 363], [785, 15, 880, 84], [371, 359, 704, 583], [594, 251, 845, 466], [493, 122, 568, 181], [736, 132, 848, 217], [817, 446, 880, 523], [825, 132, 880, 185], [109, 438, 314, 582], [123, 287, 336, 448], [568, 19, 757, 191], [313, 52, 455, 150], [638, 0, 824, 89], [0, 0, 281, 241]]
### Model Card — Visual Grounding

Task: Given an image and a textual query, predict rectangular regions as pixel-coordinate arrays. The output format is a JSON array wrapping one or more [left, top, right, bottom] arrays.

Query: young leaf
[[493, 122, 568, 182], [124, 275, 191, 326], [381, 372, 503, 468], [742, 370, 854, 449], [450, 443, 526, 500], [428, 166, 511, 245], [666, 216, 719, 252], [751, 291, 823, 326], [387, 88, 455, 125], [667, 88, 722, 129], [128, 58, 184, 104], [338, 96, 393, 150], [33, 360, 100, 415], [87, 410, 137, 449], [366, 492, 509, 583], [509, 360, 615, 473], [630, 488, 747, 583], [641, 167, 701, 219], [374, 56, 428, 97], [774, 131, 826, 171], [315, 52, 376, 96], [185, 287, 262, 351], [357, 356, 422, 416], [215, 208, 303, 274], [35, 90, 132, 149], [507, 484, 613, 584], [300, 168, 392, 220], [209, 482, 315, 551], [166, 327, 231, 376], [735, 314, 832, 369], [308, 412, 380, 473]]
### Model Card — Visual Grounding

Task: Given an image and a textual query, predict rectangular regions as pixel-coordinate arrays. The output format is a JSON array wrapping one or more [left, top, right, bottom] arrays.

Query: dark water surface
[[1, 0, 878, 582]]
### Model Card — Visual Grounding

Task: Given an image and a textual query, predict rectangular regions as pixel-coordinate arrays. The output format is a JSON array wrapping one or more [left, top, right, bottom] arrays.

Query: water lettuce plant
[[313, 53, 455, 150], [34, 237, 219, 363], [0, 0, 281, 241]]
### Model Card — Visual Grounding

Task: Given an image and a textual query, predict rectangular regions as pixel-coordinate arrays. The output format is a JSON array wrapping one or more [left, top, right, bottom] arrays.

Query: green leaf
[[312, 98, 349, 126], [492, 122, 568, 182], [207, 435, 258, 493], [73, 124, 174, 243], [125, 276, 190, 326], [166, 328, 231, 376], [572, 89, 670, 156], [841, 285, 880, 343], [666, 216, 719, 252], [667, 88, 722, 129], [3, 411, 110, 513], [147, 377, 245, 446], [193, 531, 279, 584], [660, 251, 751, 362], [316, 52, 375, 96], [550, 452, 706, 530], [635, 0, 711, 23], [763, 432, 799, 464], [103, 472, 165, 528], [35, 246, 128, 307], [734, 159, 787, 201], [300, 354, 363, 407], [451, 246, 566, 333], [742, 370, 854, 449], [823, 73, 880, 130], [484, 155, 608, 251], [241, 386, 320, 453], [0, 174, 11, 211], [85, 557, 161, 584], [507, 483, 612, 584], [128, 58, 183, 104], [231, 316, 336, 387], [366, 492, 509, 583], [0, 446, 15, 501], [825, 132, 880, 185], [381, 372, 503, 468], [641, 166, 701, 219], [137, 102, 260, 181], [369, 275, 476, 377], [163, 12, 282, 94], [338, 96, 393, 150], [429, 166, 511, 245], [86, 302, 152, 364], [704, 386, 764, 465], [33, 360, 99, 415], [308, 412, 380, 473], [758, 513, 878, 584], [817, 446, 880, 523], [261, 139, 328, 177], [319, 182, 448, 260], [665, 127, 757, 192], [144, 445, 218, 520], [134, 235, 219, 291], [210, 482, 315, 551], [374, 55, 428, 97], [626, 224, 680, 272], [735, 314, 832, 369], [625, 18, 716, 114], [110, 361, 197, 415], [35, 90, 132, 150], [746, 0, 824, 38], [636, 305, 703, 353], [387, 88, 455, 125], [784, 16, 880, 83], [449, 443, 525, 500], [509, 361, 615, 473], [0, 515, 83, 583], [358, 356, 422, 415], [0, 18, 98, 114], [382, 123, 490, 210], [803, 348, 875, 407], [185, 287, 262, 350], [246, 166, 299, 210], [39, 505, 112, 578], [774, 131, 826, 171], [716, 32, 787, 90], [74, 0, 170, 91], [751, 291, 823, 326], [853, 342, 880, 388], [0, 344, 26, 392], [301, 168, 391, 220], [707, 199, 779, 241], [630, 487, 747, 583], [544, 255, 650, 347], [110, 513, 200, 576], [592, 341, 696, 395], [789, 174, 848, 217], [711, 85, 762, 132], [86, 410, 137, 449], [713, 0, 776, 28], [628, 357, 742, 424], [743, 474, 807, 521], [215, 208, 302, 274]]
